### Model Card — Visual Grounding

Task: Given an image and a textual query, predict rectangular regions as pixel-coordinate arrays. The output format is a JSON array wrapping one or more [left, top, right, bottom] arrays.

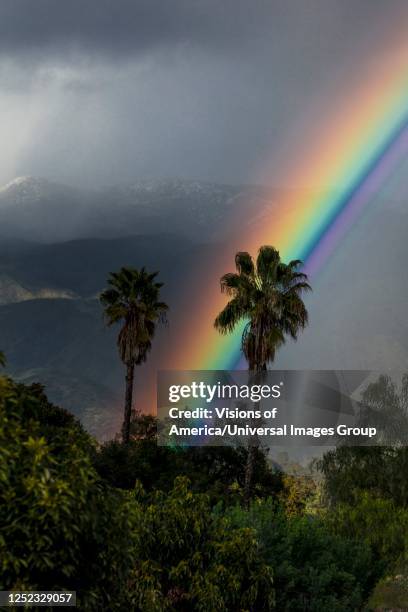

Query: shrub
[[225, 498, 380, 611], [0, 377, 135, 610], [94, 413, 284, 505], [128, 477, 275, 610], [326, 491, 408, 573]]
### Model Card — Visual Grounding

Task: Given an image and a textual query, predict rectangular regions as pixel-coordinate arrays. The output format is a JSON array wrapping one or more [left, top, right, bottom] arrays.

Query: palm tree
[[0, 351, 5, 368], [100, 267, 168, 443], [214, 246, 311, 503]]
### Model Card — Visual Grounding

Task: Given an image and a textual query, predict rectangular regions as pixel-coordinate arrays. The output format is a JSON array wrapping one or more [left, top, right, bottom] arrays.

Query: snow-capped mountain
[[1, 176, 56, 202], [0, 275, 76, 305], [0, 176, 94, 243], [0, 176, 259, 243]]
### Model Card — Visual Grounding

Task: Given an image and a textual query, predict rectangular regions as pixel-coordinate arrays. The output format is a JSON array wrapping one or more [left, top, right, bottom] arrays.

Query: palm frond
[[256, 245, 280, 284], [100, 288, 121, 305], [214, 298, 248, 334], [284, 281, 312, 295], [235, 251, 255, 276], [103, 303, 128, 325], [220, 272, 254, 298], [287, 259, 303, 269]]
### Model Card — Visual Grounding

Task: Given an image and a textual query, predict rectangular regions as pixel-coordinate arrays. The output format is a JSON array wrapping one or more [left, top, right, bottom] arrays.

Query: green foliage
[[93, 413, 284, 504], [179, 445, 284, 505], [225, 498, 380, 612], [368, 570, 408, 610], [326, 491, 408, 573], [214, 246, 311, 369], [0, 381, 276, 609], [128, 477, 275, 611], [318, 375, 408, 510], [316, 374, 408, 592], [3, 374, 401, 610], [278, 472, 319, 516], [318, 445, 408, 508], [9, 380, 94, 453], [93, 435, 178, 491], [0, 377, 136, 610], [360, 373, 408, 444]]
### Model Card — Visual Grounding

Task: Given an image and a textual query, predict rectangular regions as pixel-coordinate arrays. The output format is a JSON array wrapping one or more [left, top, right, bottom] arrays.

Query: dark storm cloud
[[0, 0, 402, 62], [1, 0, 407, 188], [0, 0, 277, 60]]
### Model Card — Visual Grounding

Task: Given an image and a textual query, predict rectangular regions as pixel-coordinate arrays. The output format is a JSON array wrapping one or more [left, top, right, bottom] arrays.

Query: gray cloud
[[0, 0, 402, 62], [0, 0, 406, 188], [0, 0, 276, 61]]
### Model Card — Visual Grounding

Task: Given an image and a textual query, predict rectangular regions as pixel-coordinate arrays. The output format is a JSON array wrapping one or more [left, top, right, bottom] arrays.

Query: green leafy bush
[[225, 498, 380, 612], [0, 377, 135, 610], [128, 477, 275, 611], [2, 375, 395, 610], [326, 491, 408, 573], [318, 445, 408, 508], [0, 380, 276, 610], [94, 413, 284, 505]]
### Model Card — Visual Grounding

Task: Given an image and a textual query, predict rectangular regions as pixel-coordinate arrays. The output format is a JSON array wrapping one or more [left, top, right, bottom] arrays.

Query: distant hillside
[[0, 234, 196, 297], [0, 298, 122, 438]]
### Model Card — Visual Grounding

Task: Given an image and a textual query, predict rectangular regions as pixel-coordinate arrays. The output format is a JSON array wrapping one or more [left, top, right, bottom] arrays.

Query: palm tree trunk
[[243, 366, 265, 507], [122, 361, 135, 443]]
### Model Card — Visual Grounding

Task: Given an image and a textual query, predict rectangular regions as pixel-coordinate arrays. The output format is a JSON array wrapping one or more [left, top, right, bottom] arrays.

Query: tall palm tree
[[100, 267, 168, 443], [214, 246, 311, 502]]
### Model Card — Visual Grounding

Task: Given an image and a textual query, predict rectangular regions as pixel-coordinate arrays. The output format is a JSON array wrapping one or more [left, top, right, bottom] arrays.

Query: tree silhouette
[[100, 267, 168, 443], [215, 246, 311, 502]]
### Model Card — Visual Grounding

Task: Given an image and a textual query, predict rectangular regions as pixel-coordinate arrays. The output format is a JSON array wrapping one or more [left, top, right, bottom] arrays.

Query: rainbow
[[154, 32, 408, 384]]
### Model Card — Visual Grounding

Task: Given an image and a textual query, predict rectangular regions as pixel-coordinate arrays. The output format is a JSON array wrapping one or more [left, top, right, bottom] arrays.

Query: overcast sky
[[0, 0, 406, 187]]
